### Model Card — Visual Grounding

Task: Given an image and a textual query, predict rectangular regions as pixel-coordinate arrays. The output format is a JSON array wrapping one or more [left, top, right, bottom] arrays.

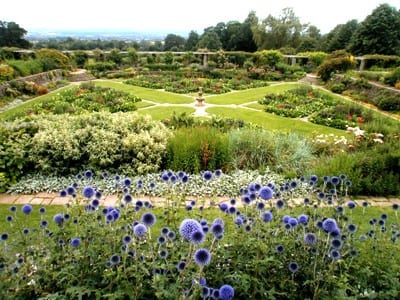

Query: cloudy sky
[[2, 0, 399, 34]]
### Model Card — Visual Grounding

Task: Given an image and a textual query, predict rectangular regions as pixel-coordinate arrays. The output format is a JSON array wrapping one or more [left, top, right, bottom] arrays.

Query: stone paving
[[0, 193, 398, 208]]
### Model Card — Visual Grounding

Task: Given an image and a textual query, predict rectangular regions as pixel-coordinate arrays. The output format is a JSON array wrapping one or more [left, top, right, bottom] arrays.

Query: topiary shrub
[[317, 51, 355, 81], [36, 49, 71, 70], [255, 50, 284, 68]]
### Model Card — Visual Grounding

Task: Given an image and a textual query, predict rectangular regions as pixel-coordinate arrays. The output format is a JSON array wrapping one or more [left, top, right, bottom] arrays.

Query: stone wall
[[0, 69, 65, 97]]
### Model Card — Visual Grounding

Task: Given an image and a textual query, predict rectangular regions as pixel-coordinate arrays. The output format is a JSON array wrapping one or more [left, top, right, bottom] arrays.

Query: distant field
[[205, 83, 306, 105], [137, 106, 195, 120], [94, 80, 194, 104], [206, 107, 347, 136]]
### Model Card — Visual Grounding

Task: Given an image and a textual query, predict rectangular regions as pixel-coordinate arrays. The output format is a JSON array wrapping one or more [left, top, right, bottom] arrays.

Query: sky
[[2, 0, 400, 34]]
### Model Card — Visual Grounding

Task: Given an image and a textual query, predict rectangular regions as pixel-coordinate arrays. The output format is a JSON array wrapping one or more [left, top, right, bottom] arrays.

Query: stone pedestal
[[195, 87, 205, 106]]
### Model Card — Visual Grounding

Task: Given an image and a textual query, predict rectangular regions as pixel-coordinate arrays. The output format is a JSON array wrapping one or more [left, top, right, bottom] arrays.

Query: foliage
[[107, 49, 122, 65], [0, 20, 31, 48], [185, 31, 200, 51], [317, 51, 356, 81], [298, 51, 328, 71], [73, 50, 89, 68], [27, 82, 141, 115], [197, 31, 222, 50], [85, 61, 116, 75], [254, 50, 284, 68], [349, 4, 400, 55], [384, 67, 400, 87], [6, 59, 44, 77], [35, 49, 71, 70], [164, 34, 186, 51], [362, 54, 400, 69], [165, 127, 230, 173], [312, 141, 400, 195], [228, 129, 314, 175], [323, 20, 359, 52], [0, 112, 171, 178], [0, 64, 14, 81]]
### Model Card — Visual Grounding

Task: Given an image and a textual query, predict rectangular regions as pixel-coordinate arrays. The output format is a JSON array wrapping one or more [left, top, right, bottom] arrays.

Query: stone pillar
[[291, 57, 296, 66], [203, 54, 208, 67], [359, 59, 365, 71]]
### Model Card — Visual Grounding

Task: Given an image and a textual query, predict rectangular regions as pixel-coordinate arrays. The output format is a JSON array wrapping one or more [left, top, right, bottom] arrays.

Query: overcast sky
[[2, 0, 400, 34]]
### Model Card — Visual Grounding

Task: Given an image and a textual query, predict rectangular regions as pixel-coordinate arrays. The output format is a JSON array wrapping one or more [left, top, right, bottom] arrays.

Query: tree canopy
[[0, 21, 31, 48]]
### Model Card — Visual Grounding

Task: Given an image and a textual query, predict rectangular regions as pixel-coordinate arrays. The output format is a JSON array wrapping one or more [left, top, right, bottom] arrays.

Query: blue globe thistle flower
[[310, 175, 318, 183], [1, 233, 8, 241], [66, 186, 75, 195], [133, 223, 147, 238], [300, 176, 305, 182], [276, 199, 285, 209], [84, 170, 93, 178], [322, 218, 338, 233], [262, 211, 273, 222], [282, 215, 291, 224], [82, 186, 95, 199], [259, 186, 273, 200], [95, 191, 102, 199], [39, 207, 46, 214], [215, 169, 222, 177], [256, 202, 265, 210], [190, 230, 205, 244], [149, 182, 156, 189], [177, 171, 185, 178], [228, 206, 236, 214], [200, 219, 208, 226], [378, 219, 385, 226], [219, 284, 234, 300], [60, 190, 68, 197], [201, 287, 210, 298], [242, 195, 251, 205], [53, 214, 64, 225], [288, 262, 299, 273], [136, 200, 143, 208], [350, 249, 359, 257], [185, 205, 193, 211], [202, 225, 209, 233], [182, 175, 189, 183], [22, 204, 32, 215], [331, 176, 340, 185], [203, 171, 213, 181], [40, 220, 48, 228], [336, 206, 344, 213], [331, 239, 342, 249], [123, 235, 132, 244], [289, 218, 298, 227], [22, 228, 30, 235], [157, 236, 166, 244], [290, 181, 298, 189], [167, 231, 176, 240], [229, 199, 236, 206], [347, 201, 356, 209], [381, 213, 388, 220], [298, 214, 309, 225], [190, 200, 196, 206], [9, 206, 17, 212], [212, 218, 224, 227], [110, 254, 121, 265], [276, 244, 284, 254], [179, 219, 202, 241], [330, 249, 341, 260], [254, 183, 261, 191], [211, 223, 224, 237], [304, 233, 317, 245], [198, 277, 207, 286], [159, 249, 169, 259], [123, 178, 132, 187], [347, 224, 357, 233], [235, 216, 244, 226], [345, 180, 352, 187], [194, 248, 211, 267], [91, 199, 100, 208], [317, 192, 325, 200], [323, 176, 330, 183], [161, 227, 170, 236], [6, 216, 13, 222], [392, 203, 399, 211], [141, 212, 156, 227], [161, 172, 169, 182], [176, 261, 186, 272], [70, 238, 81, 247], [170, 174, 178, 183]]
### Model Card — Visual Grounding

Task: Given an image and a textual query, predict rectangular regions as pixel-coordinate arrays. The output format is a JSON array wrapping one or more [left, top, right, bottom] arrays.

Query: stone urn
[[195, 87, 205, 107]]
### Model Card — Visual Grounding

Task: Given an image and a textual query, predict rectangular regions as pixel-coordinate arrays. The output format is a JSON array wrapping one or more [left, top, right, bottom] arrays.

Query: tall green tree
[[349, 4, 400, 55], [197, 31, 222, 50], [324, 20, 359, 52], [163, 34, 186, 51], [0, 21, 31, 48], [185, 31, 199, 51], [252, 8, 304, 50]]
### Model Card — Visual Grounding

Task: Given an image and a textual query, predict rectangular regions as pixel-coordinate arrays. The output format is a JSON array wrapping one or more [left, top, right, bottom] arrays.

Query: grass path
[[205, 83, 306, 104]]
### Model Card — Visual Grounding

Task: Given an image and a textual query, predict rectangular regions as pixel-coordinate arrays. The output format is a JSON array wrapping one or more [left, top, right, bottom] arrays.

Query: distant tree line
[[1, 3, 400, 55]]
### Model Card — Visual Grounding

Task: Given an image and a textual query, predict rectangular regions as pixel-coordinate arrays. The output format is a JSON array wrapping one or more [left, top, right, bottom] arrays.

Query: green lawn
[[94, 80, 193, 104], [205, 83, 307, 105], [244, 102, 265, 110], [206, 107, 347, 136], [137, 106, 195, 120], [0, 85, 74, 120]]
